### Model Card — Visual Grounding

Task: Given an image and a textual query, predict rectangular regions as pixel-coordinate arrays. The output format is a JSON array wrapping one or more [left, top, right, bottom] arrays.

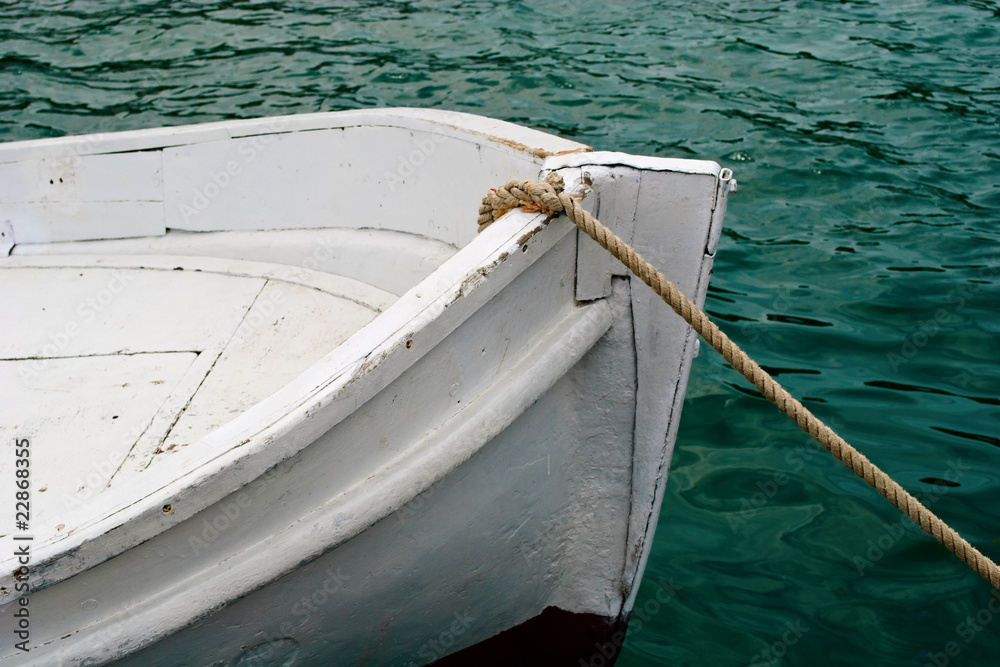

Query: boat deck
[[2, 253, 395, 544]]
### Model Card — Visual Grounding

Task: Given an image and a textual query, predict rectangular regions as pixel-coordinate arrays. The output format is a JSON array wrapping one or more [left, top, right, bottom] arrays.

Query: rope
[[478, 172, 1000, 589]]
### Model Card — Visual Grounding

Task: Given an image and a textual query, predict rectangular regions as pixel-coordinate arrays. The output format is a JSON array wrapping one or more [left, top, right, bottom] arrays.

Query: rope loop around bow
[[477, 172, 572, 233], [477, 175, 1000, 590]]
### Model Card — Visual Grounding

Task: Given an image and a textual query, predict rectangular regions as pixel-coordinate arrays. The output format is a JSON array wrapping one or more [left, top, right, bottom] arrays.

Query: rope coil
[[479, 173, 1000, 589]]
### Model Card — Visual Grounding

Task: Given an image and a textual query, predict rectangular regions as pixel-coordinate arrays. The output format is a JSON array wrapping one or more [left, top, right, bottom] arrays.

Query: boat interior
[[0, 109, 590, 556]]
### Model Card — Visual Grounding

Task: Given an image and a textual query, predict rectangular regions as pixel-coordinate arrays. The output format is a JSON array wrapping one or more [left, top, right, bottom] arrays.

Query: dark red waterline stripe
[[430, 606, 628, 667]]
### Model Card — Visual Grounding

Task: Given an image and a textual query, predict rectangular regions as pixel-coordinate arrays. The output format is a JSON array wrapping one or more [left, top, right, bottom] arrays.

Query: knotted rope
[[479, 172, 1000, 589]]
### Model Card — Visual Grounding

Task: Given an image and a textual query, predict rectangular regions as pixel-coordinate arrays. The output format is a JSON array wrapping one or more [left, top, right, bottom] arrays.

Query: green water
[[2, 1, 998, 665]]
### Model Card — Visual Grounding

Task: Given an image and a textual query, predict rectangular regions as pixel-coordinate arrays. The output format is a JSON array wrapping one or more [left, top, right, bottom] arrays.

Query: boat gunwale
[[0, 107, 592, 164], [0, 112, 731, 652], [20, 255, 616, 666], [0, 108, 601, 599], [0, 200, 571, 601]]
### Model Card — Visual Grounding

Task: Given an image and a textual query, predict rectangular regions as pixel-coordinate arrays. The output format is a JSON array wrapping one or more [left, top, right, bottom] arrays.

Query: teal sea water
[[2, 1, 998, 665]]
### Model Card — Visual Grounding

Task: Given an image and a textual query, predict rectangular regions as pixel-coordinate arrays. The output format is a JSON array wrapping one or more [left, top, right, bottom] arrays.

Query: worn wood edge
[[41, 297, 613, 666], [0, 108, 589, 164], [619, 173, 730, 617], [10, 227, 461, 297], [0, 206, 572, 600], [543, 151, 722, 178], [0, 253, 398, 312]]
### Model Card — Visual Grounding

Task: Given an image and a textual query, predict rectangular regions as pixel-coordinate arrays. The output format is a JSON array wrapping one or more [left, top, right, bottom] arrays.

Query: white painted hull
[[0, 109, 732, 666]]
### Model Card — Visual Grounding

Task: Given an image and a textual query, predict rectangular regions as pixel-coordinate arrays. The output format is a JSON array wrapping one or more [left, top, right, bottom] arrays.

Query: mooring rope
[[478, 172, 1000, 589]]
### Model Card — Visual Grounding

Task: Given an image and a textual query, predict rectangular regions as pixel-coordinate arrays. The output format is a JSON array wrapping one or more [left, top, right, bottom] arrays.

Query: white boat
[[0, 108, 733, 666]]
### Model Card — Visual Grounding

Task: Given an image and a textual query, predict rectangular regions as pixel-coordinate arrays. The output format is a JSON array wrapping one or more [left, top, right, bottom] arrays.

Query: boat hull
[[0, 109, 733, 666]]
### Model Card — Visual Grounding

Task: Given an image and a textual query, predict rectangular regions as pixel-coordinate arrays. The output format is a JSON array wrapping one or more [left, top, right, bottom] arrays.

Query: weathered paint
[[0, 109, 729, 666]]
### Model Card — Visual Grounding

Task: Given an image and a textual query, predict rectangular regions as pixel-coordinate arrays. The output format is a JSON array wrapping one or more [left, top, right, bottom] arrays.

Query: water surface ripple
[[2, 1, 998, 665]]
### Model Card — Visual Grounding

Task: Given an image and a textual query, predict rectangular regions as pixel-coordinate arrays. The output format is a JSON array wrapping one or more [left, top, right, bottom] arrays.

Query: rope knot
[[477, 172, 570, 233], [472, 171, 1000, 589]]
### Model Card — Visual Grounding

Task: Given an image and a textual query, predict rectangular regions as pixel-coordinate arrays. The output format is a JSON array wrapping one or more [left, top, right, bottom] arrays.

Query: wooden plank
[[0, 220, 12, 256], [0, 109, 588, 164], [161, 126, 539, 247], [0, 253, 399, 540], [624, 168, 722, 604], [0, 352, 198, 538], [0, 152, 162, 203], [0, 265, 264, 360], [566, 165, 639, 301], [0, 109, 587, 246], [0, 152, 164, 244], [11, 226, 459, 297], [548, 150, 720, 177], [546, 152, 725, 610], [138, 280, 382, 474], [0, 125, 229, 163], [224, 108, 590, 157], [1, 201, 165, 244]]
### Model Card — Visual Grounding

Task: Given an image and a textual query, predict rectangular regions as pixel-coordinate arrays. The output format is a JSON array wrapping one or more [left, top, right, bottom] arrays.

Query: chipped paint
[[516, 226, 546, 248], [453, 125, 593, 160], [0, 110, 728, 666]]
